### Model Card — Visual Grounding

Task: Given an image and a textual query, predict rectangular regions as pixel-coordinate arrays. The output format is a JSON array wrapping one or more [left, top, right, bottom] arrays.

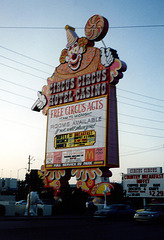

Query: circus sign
[[32, 14, 127, 171], [45, 96, 107, 169]]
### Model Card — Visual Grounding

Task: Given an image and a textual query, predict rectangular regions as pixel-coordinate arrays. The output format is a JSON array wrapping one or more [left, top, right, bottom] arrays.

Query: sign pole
[[28, 184, 31, 217], [143, 198, 146, 208]]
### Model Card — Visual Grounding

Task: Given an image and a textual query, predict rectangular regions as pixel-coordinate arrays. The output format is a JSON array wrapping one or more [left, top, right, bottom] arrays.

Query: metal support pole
[[28, 155, 31, 172], [28, 185, 31, 217], [143, 198, 146, 208]]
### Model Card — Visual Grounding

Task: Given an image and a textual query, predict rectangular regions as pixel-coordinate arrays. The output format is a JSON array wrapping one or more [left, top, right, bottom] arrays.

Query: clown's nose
[[72, 53, 77, 60]]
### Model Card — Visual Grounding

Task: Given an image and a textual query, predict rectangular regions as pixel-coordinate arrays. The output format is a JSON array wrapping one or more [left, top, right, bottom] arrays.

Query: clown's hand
[[100, 47, 114, 67], [31, 91, 47, 112]]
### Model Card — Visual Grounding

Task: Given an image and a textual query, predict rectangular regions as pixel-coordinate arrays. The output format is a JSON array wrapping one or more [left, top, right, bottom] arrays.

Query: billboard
[[123, 173, 164, 198], [127, 167, 162, 174], [45, 96, 107, 169], [31, 15, 127, 171]]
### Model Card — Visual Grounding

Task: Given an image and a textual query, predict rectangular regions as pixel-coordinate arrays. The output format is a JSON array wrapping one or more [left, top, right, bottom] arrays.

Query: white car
[[134, 204, 164, 223], [15, 200, 27, 205]]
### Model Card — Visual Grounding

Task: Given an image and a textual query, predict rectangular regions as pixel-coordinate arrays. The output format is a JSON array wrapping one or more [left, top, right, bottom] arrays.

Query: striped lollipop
[[85, 15, 109, 41]]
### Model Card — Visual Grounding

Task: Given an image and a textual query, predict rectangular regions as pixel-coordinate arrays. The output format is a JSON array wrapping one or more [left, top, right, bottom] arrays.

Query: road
[[0, 216, 163, 240]]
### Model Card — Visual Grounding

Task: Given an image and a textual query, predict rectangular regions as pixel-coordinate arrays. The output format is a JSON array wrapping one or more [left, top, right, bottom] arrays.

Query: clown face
[[66, 42, 83, 71]]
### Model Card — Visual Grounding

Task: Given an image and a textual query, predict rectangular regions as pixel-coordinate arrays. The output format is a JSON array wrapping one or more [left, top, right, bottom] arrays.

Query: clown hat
[[65, 25, 79, 48]]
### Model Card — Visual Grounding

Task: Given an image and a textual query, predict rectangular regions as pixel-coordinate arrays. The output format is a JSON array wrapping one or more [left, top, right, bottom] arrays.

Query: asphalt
[[0, 214, 90, 221]]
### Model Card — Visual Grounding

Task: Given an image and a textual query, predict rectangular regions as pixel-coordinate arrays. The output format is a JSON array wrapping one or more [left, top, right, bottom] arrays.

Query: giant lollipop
[[85, 14, 109, 42]]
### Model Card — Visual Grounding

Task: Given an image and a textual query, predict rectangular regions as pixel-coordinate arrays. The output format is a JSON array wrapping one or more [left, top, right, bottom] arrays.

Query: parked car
[[41, 199, 56, 205], [134, 203, 164, 223], [93, 204, 136, 219], [15, 199, 56, 206], [15, 200, 27, 205]]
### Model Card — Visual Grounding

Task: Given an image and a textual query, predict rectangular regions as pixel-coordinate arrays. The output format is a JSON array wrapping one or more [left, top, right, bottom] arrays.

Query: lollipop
[[85, 14, 109, 42]]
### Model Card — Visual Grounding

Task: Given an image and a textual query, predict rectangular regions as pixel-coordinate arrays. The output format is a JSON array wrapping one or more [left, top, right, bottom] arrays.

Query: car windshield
[[106, 205, 128, 210], [106, 205, 118, 210]]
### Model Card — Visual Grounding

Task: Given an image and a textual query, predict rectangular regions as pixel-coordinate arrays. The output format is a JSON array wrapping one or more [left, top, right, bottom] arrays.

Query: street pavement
[[0, 215, 164, 240]]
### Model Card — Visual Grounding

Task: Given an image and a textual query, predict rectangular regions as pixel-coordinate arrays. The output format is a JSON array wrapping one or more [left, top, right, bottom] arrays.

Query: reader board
[[123, 173, 164, 198], [45, 96, 107, 169]]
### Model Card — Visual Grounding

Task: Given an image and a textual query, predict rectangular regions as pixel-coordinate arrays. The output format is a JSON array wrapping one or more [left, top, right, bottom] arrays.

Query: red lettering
[[87, 100, 103, 111], [124, 175, 140, 179], [99, 100, 103, 109], [65, 103, 86, 115], [137, 179, 149, 184], [50, 108, 64, 118]]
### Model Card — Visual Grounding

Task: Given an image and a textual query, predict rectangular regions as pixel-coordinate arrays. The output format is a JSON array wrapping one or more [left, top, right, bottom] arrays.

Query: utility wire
[[0, 78, 164, 125], [0, 24, 163, 29], [0, 98, 29, 109], [119, 129, 164, 139], [0, 97, 163, 139], [118, 95, 164, 108], [0, 54, 51, 75], [0, 74, 163, 114], [1, 111, 162, 159], [1, 46, 163, 104], [119, 113, 164, 123], [0, 88, 35, 101], [0, 46, 164, 105], [120, 146, 163, 157], [120, 144, 162, 154], [0, 77, 37, 92], [110, 24, 164, 29], [1, 81, 163, 112], [99, 99, 164, 114], [118, 100, 164, 113], [117, 88, 164, 102], [0, 117, 44, 130], [0, 45, 54, 68], [119, 121, 164, 131], [0, 62, 45, 80]]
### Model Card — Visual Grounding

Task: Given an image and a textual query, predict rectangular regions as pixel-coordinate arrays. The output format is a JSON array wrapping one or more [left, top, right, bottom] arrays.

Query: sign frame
[[45, 95, 110, 170], [123, 173, 164, 198]]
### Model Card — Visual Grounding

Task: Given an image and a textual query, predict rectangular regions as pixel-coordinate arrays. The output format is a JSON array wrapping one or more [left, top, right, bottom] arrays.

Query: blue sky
[[0, 0, 163, 181]]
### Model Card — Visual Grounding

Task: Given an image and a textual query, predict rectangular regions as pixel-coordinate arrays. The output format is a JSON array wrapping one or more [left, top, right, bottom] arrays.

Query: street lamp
[[103, 185, 110, 208], [17, 168, 27, 180]]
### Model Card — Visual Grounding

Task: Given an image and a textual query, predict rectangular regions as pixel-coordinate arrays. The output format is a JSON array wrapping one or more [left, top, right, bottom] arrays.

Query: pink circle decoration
[[85, 15, 109, 41]]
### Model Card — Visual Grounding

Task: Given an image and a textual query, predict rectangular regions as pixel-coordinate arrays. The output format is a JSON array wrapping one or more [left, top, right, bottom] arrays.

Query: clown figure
[[24, 189, 43, 216], [65, 25, 83, 71]]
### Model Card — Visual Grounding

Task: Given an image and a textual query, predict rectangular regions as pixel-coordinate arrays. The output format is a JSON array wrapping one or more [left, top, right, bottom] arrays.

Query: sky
[[0, 0, 163, 182]]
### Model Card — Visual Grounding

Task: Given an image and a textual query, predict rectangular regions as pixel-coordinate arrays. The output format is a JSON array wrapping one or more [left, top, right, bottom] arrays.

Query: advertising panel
[[127, 167, 162, 174], [123, 173, 164, 198], [32, 15, 127, 171], [45, 96, 107, 169]]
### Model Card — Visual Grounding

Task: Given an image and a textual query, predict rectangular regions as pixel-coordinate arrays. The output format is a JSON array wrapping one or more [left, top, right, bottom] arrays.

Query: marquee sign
[[32, 14, 127, 171], [48, 69, 108, 107], [54, 130, 96, 149], [123, 171, 164, 198], [127, 167, 162, 174], [45, 96, 107, 169]]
